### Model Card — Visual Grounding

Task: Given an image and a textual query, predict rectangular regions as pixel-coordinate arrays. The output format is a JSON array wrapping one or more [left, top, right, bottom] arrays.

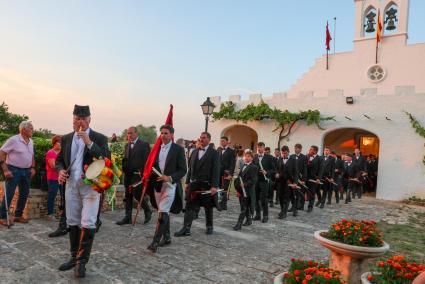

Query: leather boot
[[147, 213, 169, 253], [58, 226, 80, 271], [74, 228, 96, 278], [116, 207, 132, 225], [50, 210, 68, 238], [233, 213, 244, 231], [175, 210, 193, 237], [159, 220, 171, 247], [205, 207, 213, 235]]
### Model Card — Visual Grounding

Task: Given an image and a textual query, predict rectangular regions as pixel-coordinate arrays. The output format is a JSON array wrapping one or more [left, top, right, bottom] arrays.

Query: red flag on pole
[[376, 10, 383, 43], [133, 104, 173, 225], [326, 21, 332, 51]]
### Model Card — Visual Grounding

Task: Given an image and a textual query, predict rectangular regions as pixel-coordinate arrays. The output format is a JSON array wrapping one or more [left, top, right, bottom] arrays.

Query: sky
[[1, 0, 424, 139]]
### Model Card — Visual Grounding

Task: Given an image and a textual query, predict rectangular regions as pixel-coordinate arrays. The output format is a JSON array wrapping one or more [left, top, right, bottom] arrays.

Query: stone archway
[[222, 125, 258, 151], [323, 127, 380, 196]]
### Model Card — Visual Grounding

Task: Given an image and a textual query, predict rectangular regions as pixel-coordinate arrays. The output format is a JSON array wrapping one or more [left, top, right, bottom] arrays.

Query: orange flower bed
[[283, 259, 344, 283], [368, 255, 425, 283], [321, 219, 384, 247]]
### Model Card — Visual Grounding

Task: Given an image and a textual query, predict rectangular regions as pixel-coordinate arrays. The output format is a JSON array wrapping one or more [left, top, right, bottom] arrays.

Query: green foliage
[[212, 101, 334, 146], [0, 102, 29, 134], [404, 111, 425, 165], [109, 142, 126, 170], [120, 124, 157, 145], [33, 128, 54, 139]]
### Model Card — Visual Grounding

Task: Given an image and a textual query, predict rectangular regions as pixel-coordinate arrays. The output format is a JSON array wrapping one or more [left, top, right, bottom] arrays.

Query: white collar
[[161, 141, 172, 149]]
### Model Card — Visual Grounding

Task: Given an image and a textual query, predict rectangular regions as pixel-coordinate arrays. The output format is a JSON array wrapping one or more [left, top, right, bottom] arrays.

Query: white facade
[[209, 0, 425, 200]]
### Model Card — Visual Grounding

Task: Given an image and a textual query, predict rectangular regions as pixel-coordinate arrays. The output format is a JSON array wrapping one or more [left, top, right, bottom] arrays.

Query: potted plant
[[274, 259, 344, 284], [361, 255, 425, 284], [314, 219, 390, 284]]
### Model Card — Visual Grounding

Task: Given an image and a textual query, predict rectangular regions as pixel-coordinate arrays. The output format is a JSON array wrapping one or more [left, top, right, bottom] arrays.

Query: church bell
[[385, 7, 398, 31], [365, 11, 376, 33]]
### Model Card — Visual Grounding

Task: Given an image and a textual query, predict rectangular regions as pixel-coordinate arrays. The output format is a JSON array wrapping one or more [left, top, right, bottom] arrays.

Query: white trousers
[[154, 183, 176, 213], [65, 179, 100, 229]]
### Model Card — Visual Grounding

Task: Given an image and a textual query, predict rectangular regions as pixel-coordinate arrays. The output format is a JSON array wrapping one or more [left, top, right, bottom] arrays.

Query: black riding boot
[[49, 214, 68, 238], [175, 210, 194, 237], [117, 195, 133, 225], [233, 213, 244, 231], [147, 213, 169, 253], [205, 207, 213, 234], [159, 219, 171, 247], [59, 226, 80, 271], [74, 228, 96, 278]]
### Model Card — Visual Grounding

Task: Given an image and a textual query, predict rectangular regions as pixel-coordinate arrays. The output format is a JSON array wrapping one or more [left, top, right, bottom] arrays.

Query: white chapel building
[[209, 0, 425, 201]]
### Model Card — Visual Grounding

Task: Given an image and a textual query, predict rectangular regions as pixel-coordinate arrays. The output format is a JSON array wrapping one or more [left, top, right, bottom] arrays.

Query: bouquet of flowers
[[283, 259, 344, 284], [367, 255, 425, 284], [321, 219, 384, 247]]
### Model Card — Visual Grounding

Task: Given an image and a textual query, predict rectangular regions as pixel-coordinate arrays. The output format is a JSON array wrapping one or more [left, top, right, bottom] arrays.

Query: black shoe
[[116, 216, 131, 225], [293, 210, 298, 216], [49, 227, 68, 238], [144, 211, 152, 224], [75, 261, 87, 278], [261, 216, 268, 223], [278, 212, 287, 219], [253, 215, 261, 221], [242, 218, 252, 226], [59, 257, 76, 271], [147, 241, 159, 253], [307, 207, 313, 213], [159, 238, 171, 247], [320, 203, 325, 209], [206, 226, 213, 235], [233, 222, 242, 231], [174, 227, 191, 237]]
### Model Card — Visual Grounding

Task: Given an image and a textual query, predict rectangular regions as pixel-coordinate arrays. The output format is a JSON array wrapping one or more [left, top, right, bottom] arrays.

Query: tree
[[120, 124, 157, 145], [0, 102, 29, 133], [212, 101, 335, 148]]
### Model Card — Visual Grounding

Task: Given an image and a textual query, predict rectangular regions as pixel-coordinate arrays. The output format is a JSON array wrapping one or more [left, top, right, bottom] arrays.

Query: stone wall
[[0, 182, 126, 219]]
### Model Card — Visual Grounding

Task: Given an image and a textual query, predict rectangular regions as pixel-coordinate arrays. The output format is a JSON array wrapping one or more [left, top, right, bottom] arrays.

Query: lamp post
[[200, 97, 215, 132]]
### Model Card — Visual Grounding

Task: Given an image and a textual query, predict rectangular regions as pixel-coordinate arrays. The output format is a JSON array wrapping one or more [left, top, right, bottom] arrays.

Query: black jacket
[[186, 146, 220, 188], [238, 163, 258, 192], [307, 155, 321, 179], [122, 138, 150, 184], [289, 153, 308, 182], [219, 147, 236, 177], [343, 161, 359, 179], [276, 157, 294, 184], [253, 154, 276, 182], [352, 154, 367, 172], [56, 129, 110, 172], [334, 157, 345, 177], [319, 155, 335, 179]]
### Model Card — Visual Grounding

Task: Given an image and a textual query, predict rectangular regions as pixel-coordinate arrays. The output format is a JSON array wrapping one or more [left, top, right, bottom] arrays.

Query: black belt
[[8, 164, 31, 170]]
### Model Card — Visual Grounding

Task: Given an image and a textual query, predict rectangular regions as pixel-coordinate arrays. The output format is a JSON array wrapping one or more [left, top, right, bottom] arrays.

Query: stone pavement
[[0, 196, 399, 283]]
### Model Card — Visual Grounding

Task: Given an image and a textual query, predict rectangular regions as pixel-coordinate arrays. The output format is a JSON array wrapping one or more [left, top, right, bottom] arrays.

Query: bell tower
[[354, 0, 410, 44]]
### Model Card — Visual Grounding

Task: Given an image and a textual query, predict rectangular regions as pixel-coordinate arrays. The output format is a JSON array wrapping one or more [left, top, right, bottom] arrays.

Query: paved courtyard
[[0, 196, 399, 283]]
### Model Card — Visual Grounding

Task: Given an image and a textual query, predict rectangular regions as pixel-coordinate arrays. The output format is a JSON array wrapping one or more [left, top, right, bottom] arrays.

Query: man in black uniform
[[288, 143, 307, 215], [306, 145, 321, 212], [319, 146, 335, 208], [352, 147, 366, 199], [233, 149, 258, 230], [343, 154, 360, 203], [332, 151, 345, 201], [253, 142, 276, 223], [275, 146, 295, 218], [116, 126, 152, 225], [219, 136, 235, 210], [175, 132, 220, 236]]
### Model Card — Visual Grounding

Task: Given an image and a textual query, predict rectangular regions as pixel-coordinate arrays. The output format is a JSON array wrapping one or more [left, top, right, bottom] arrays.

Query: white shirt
[[130, 137, 139, 149], [70, 128, 91, 181], [159, 141, 172, 173], [198, 144, 209, 160]]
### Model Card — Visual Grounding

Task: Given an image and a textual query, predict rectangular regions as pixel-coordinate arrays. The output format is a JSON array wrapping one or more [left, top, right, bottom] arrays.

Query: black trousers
[[255, 181, 269, 217], [238, 188, 254, 221], [184, 181, 214, 228], [321, 180, 338, 204], [277, 182, 291, 211], [306, 181, 318, 209]]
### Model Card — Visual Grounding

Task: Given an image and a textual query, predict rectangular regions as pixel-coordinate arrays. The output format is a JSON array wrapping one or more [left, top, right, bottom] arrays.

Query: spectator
[[111, 133, 118, 143], [45, 135, 62, 220], [0, 121, 35, 226]]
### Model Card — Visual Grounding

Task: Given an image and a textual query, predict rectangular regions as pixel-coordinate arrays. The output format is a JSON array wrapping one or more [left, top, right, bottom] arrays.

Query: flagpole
[[333, 17, 336, 54], [375, 40, 378, 64], [327, 48, 329, 70]]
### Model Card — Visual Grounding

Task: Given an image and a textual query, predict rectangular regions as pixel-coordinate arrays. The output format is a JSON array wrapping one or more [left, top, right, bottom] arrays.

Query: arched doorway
[[323, 127, 380, 195], [222, 125, 258, 151]]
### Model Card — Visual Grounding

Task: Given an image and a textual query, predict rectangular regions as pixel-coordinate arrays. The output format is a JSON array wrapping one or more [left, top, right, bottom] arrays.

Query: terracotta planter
[[314, 230, 390, 284]]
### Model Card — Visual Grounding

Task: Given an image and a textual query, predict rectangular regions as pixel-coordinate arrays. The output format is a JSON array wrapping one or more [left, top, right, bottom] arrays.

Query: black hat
[[73, 105, 91, 117]]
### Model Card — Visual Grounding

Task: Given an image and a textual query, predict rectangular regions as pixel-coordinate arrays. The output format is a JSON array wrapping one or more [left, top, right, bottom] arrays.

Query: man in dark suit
[[253, 142, 276, 223], [343, 154, 360, 203], [175, 132, 220, 236], [56, 105, 110, 278], [332, 151, 345, 201], [219, 136, 236, 210], [233, 149, 258, 230], [147, 125, 187, 252], [352, 147, 367, 199], [288, 143, 307, 215], [275, 146, 295, 218], [306, 145, 321, 212], [116, 126, 152, 225], [319, 146, 335, 208]]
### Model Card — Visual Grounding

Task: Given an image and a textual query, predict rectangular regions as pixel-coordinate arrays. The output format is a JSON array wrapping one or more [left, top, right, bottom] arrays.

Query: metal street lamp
[[201, 97, 215, 132]]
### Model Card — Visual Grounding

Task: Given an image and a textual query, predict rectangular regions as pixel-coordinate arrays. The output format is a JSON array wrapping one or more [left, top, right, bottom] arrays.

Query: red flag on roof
[[326, 21, 332, 51]]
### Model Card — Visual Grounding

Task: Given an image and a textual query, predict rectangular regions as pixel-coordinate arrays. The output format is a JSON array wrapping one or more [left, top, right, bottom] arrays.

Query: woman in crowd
[[45, 135, 61, 220]]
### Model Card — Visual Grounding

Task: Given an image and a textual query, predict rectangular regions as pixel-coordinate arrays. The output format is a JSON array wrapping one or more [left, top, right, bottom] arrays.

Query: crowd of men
[[0, 104, 379, 278]]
